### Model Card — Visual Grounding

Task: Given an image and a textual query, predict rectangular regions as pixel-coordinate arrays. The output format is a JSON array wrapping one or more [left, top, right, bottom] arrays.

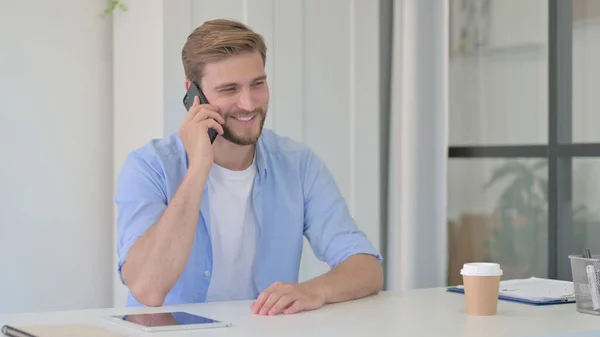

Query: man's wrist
[[304, 279, 331, 304], [185, 163, 211, 186], [189, 157, 213, 173]]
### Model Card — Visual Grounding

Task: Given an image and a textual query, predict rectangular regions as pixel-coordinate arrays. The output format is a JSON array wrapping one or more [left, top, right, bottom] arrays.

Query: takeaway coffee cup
[[460, 262, 503, 316]]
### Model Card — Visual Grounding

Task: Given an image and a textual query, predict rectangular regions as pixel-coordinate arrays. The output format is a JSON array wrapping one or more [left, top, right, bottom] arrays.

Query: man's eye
[[253, 81, 264, 87], [221, 87, 236, 92]]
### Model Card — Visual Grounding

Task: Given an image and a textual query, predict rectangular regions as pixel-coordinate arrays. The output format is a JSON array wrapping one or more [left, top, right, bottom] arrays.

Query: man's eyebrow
[[213, 75, 267, 90], [214, 82, 237, 90]]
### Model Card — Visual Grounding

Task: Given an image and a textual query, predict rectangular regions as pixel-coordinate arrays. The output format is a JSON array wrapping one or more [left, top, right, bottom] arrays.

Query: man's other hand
[[251, 281, 326, 315]]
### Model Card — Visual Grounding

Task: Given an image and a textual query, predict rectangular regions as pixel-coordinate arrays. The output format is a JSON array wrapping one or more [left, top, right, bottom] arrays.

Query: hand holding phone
[[179, 82, 224, 169], [183, 82, 219, 144]]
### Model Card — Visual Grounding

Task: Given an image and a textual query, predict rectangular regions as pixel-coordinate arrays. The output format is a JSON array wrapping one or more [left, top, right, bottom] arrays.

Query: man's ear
[[184, 80, 191, 91]]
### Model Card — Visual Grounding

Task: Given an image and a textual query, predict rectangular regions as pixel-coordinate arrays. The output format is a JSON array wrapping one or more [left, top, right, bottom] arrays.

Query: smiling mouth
[[231, 114, 257, 122]]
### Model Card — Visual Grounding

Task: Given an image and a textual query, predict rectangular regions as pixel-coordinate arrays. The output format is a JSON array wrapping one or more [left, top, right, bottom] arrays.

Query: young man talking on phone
[[115, 19, 383, 316]]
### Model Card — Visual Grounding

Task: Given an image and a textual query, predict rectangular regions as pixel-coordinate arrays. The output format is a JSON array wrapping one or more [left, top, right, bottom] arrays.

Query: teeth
[[234, 115, 254, 121]]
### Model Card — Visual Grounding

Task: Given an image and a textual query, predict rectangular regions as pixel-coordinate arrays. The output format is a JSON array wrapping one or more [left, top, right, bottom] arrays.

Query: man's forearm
[[121, 166, 210, 306], [305, 254, 383, 304]]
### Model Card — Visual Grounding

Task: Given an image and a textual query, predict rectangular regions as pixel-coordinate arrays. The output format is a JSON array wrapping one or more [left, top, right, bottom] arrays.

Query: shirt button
[[204, 270, 210, 277]]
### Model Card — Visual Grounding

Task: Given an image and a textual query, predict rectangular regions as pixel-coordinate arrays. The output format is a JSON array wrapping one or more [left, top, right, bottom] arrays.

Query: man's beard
[[221, 108, 266, 146]]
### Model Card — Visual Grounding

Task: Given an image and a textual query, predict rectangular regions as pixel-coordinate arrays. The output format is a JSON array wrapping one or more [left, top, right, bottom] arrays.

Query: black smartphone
[[182, 82, 218, 144]]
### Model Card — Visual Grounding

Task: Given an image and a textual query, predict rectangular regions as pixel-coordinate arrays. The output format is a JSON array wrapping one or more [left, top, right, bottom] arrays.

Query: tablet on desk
[[104, 311, 232, 332]]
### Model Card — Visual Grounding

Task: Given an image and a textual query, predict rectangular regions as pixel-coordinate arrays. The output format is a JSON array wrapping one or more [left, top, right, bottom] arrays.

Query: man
[[115, 19, 383, 316]]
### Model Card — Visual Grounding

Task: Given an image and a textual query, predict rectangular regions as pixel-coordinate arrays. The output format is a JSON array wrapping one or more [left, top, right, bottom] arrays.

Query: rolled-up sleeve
[[301, 150, 383, 268], [114, 151, 168, 284]]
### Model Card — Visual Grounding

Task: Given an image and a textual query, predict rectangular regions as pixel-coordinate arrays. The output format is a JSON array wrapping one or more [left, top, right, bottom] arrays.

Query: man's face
[[197, 51, 269, 146]]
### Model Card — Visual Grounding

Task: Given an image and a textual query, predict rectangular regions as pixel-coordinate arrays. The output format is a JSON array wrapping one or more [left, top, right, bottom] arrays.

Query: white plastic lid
[[460, 262, 503, 276]]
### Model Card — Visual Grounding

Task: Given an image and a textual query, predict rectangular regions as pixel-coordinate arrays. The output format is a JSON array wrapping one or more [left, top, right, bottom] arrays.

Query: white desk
[[1, 288, 600, 337]]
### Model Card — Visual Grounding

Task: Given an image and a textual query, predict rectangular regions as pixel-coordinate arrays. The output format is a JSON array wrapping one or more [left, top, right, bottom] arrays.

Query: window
[[447, 0, 600, 283]]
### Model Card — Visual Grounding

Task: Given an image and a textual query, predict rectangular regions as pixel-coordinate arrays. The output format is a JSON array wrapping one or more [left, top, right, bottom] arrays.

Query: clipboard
[[447, 277, 576, 306], [447, 286, 574, 305]]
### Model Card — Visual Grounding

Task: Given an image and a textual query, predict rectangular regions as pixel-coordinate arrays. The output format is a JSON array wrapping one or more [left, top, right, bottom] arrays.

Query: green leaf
[[498, 178, 526, 212], [483, 160, 524, 190], [518, 171, 535, 192], [536, 177, 548, 198], [102, 0, 127, 17], [532, 160, 547, 171]]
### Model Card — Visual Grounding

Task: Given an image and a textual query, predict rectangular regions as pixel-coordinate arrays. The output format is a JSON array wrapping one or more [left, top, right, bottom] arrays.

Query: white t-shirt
[[204, 158, 259, 302]]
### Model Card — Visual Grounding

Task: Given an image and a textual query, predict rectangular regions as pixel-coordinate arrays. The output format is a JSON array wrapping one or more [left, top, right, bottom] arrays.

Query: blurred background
[[1, 0, 599, 316]]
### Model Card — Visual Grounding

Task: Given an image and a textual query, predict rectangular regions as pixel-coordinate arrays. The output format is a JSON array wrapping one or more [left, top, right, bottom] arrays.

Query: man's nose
[[237, 89, 257, 112]]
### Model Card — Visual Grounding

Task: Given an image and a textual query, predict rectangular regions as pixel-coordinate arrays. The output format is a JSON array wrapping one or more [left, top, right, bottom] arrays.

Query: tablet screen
[[113, 311, 221, 327]]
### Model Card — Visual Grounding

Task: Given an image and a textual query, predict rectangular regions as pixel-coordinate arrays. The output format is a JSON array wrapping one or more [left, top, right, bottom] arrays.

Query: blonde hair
[[181, 19, 267, 85]]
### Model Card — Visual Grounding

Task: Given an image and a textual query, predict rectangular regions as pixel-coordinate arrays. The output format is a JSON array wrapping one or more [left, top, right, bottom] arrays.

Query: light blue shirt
[[115, 129, 383, 307]]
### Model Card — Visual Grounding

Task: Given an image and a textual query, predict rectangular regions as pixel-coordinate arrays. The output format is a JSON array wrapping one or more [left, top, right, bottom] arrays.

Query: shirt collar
[[255, 135, 268, 180]]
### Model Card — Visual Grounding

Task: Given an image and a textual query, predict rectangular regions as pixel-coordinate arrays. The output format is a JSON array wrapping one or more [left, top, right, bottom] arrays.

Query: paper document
[[454, 277, 575, 302], [497, 277, 575, 302]]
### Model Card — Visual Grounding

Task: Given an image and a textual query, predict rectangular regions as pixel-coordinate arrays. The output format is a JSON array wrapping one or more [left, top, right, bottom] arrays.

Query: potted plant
[[483, 159, 548, 278], [483, 159, 598, 279]]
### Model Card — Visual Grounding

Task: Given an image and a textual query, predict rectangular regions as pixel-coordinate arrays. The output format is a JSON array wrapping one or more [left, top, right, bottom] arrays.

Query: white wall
[[113, 0, 383, 306], [0, 0, 113, 313], [112, 0, 165, 308]]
